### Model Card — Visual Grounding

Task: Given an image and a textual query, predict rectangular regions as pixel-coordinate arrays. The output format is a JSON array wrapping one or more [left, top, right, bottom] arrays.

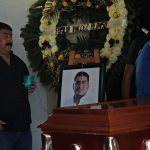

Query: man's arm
[[122, 64, 135, 99], [0, 120, 6, 130]]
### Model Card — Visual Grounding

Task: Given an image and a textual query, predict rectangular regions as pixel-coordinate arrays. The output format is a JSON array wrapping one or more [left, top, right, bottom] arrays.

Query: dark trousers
[[0, 129, 32, 150]]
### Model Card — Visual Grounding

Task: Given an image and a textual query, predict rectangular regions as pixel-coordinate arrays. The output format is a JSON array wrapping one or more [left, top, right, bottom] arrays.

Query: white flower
[[100, 0, 128, 69], [40, 18, 49, 32], [51, 45, 58, 54], [39, 10, 60, 64], [39, 34, 50, 47], [42, 48, 52, 58]]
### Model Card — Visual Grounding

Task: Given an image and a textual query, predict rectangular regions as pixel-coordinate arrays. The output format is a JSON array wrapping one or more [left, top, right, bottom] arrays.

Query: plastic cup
[[24, 75, 35, 89]]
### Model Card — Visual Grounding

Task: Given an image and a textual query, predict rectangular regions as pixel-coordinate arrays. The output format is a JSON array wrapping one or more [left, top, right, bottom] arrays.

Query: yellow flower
[[62, 1, 68, 7], [71, 0, 77, 3], [51, 1, 57, 6], [49, 62, 54, 68], [86, 0, 92, 7], [58, 54, 64, 61], [75, 54, 81, 59]]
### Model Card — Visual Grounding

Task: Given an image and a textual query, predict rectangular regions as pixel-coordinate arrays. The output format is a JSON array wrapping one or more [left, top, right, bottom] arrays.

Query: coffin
[[38, 97, 150, 150]]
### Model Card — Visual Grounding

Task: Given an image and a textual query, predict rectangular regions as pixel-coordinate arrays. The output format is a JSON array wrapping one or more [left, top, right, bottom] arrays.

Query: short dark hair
[[0, 22, 12, 31], [74, 71, 89, 82], [140, 0, 150, 31]]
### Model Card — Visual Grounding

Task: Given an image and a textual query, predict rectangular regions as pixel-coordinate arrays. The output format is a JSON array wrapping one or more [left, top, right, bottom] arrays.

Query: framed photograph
[[58, 63, 106, 107]]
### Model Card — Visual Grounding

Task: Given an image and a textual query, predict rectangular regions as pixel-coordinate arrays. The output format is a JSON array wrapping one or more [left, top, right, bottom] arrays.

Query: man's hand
[[0, 120, 6, 130], [28, 84, 36, 94]]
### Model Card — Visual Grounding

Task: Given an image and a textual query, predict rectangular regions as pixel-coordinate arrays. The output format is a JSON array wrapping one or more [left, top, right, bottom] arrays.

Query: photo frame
[[58, 63, 106, 107]]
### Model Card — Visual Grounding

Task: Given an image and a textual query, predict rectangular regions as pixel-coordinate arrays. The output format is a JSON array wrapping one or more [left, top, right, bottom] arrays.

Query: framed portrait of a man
[[58, 63, 105, 107]]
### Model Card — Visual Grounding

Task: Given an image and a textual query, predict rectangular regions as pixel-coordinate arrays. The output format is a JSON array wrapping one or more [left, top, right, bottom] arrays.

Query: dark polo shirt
[[0, 52, 31, 131]]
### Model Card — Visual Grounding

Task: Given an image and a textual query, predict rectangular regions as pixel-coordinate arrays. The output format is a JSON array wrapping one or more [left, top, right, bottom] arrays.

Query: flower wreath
[[39, 0, 127, 70], [21, 0, 128, 90]]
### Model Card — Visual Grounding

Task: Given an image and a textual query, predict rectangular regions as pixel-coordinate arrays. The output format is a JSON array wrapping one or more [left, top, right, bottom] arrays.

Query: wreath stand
[[68, 49, 100, 65]]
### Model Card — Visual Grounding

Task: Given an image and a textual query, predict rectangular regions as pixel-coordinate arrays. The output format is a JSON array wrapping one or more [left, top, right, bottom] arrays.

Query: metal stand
[[103, 137, 119, 150], [41, 134, 53, 150]]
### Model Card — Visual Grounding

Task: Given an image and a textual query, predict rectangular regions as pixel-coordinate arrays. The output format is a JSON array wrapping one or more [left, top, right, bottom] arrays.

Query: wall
[[0, 0, 58, 149]]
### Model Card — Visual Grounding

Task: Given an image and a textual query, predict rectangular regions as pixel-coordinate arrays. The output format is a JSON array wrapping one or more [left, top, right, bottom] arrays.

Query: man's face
[[73, 75, 89, 98], [0, 29, 13, 55]]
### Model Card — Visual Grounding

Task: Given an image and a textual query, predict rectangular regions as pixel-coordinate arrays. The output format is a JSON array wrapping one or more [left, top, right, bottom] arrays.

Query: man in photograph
[[62, 71, 94, 106]]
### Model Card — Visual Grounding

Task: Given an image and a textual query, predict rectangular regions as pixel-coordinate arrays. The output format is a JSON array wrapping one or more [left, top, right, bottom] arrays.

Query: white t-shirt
[[61, 95, 98, 107]]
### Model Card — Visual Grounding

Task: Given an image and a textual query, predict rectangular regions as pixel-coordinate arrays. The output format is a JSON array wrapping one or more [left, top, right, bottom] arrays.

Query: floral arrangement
[[20, 0, 134, 93], [39, 0, 127, 72], [100, 0, 127, 69]]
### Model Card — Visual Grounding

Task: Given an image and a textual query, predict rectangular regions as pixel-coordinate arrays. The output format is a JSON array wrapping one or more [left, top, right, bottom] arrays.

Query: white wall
[[0, 0, 58, 149]]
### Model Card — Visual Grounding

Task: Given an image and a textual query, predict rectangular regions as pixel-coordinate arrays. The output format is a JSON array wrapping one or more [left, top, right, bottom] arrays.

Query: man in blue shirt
[[136, 40, 150, 104], [122, 29, 150, 99]]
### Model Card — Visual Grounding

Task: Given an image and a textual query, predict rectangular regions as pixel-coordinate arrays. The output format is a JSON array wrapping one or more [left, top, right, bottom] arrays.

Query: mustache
[[5, 43, 12, 46]]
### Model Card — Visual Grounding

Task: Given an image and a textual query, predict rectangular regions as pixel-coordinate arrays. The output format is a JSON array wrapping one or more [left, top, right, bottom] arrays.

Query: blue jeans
[[0, 129, 32, 150]]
